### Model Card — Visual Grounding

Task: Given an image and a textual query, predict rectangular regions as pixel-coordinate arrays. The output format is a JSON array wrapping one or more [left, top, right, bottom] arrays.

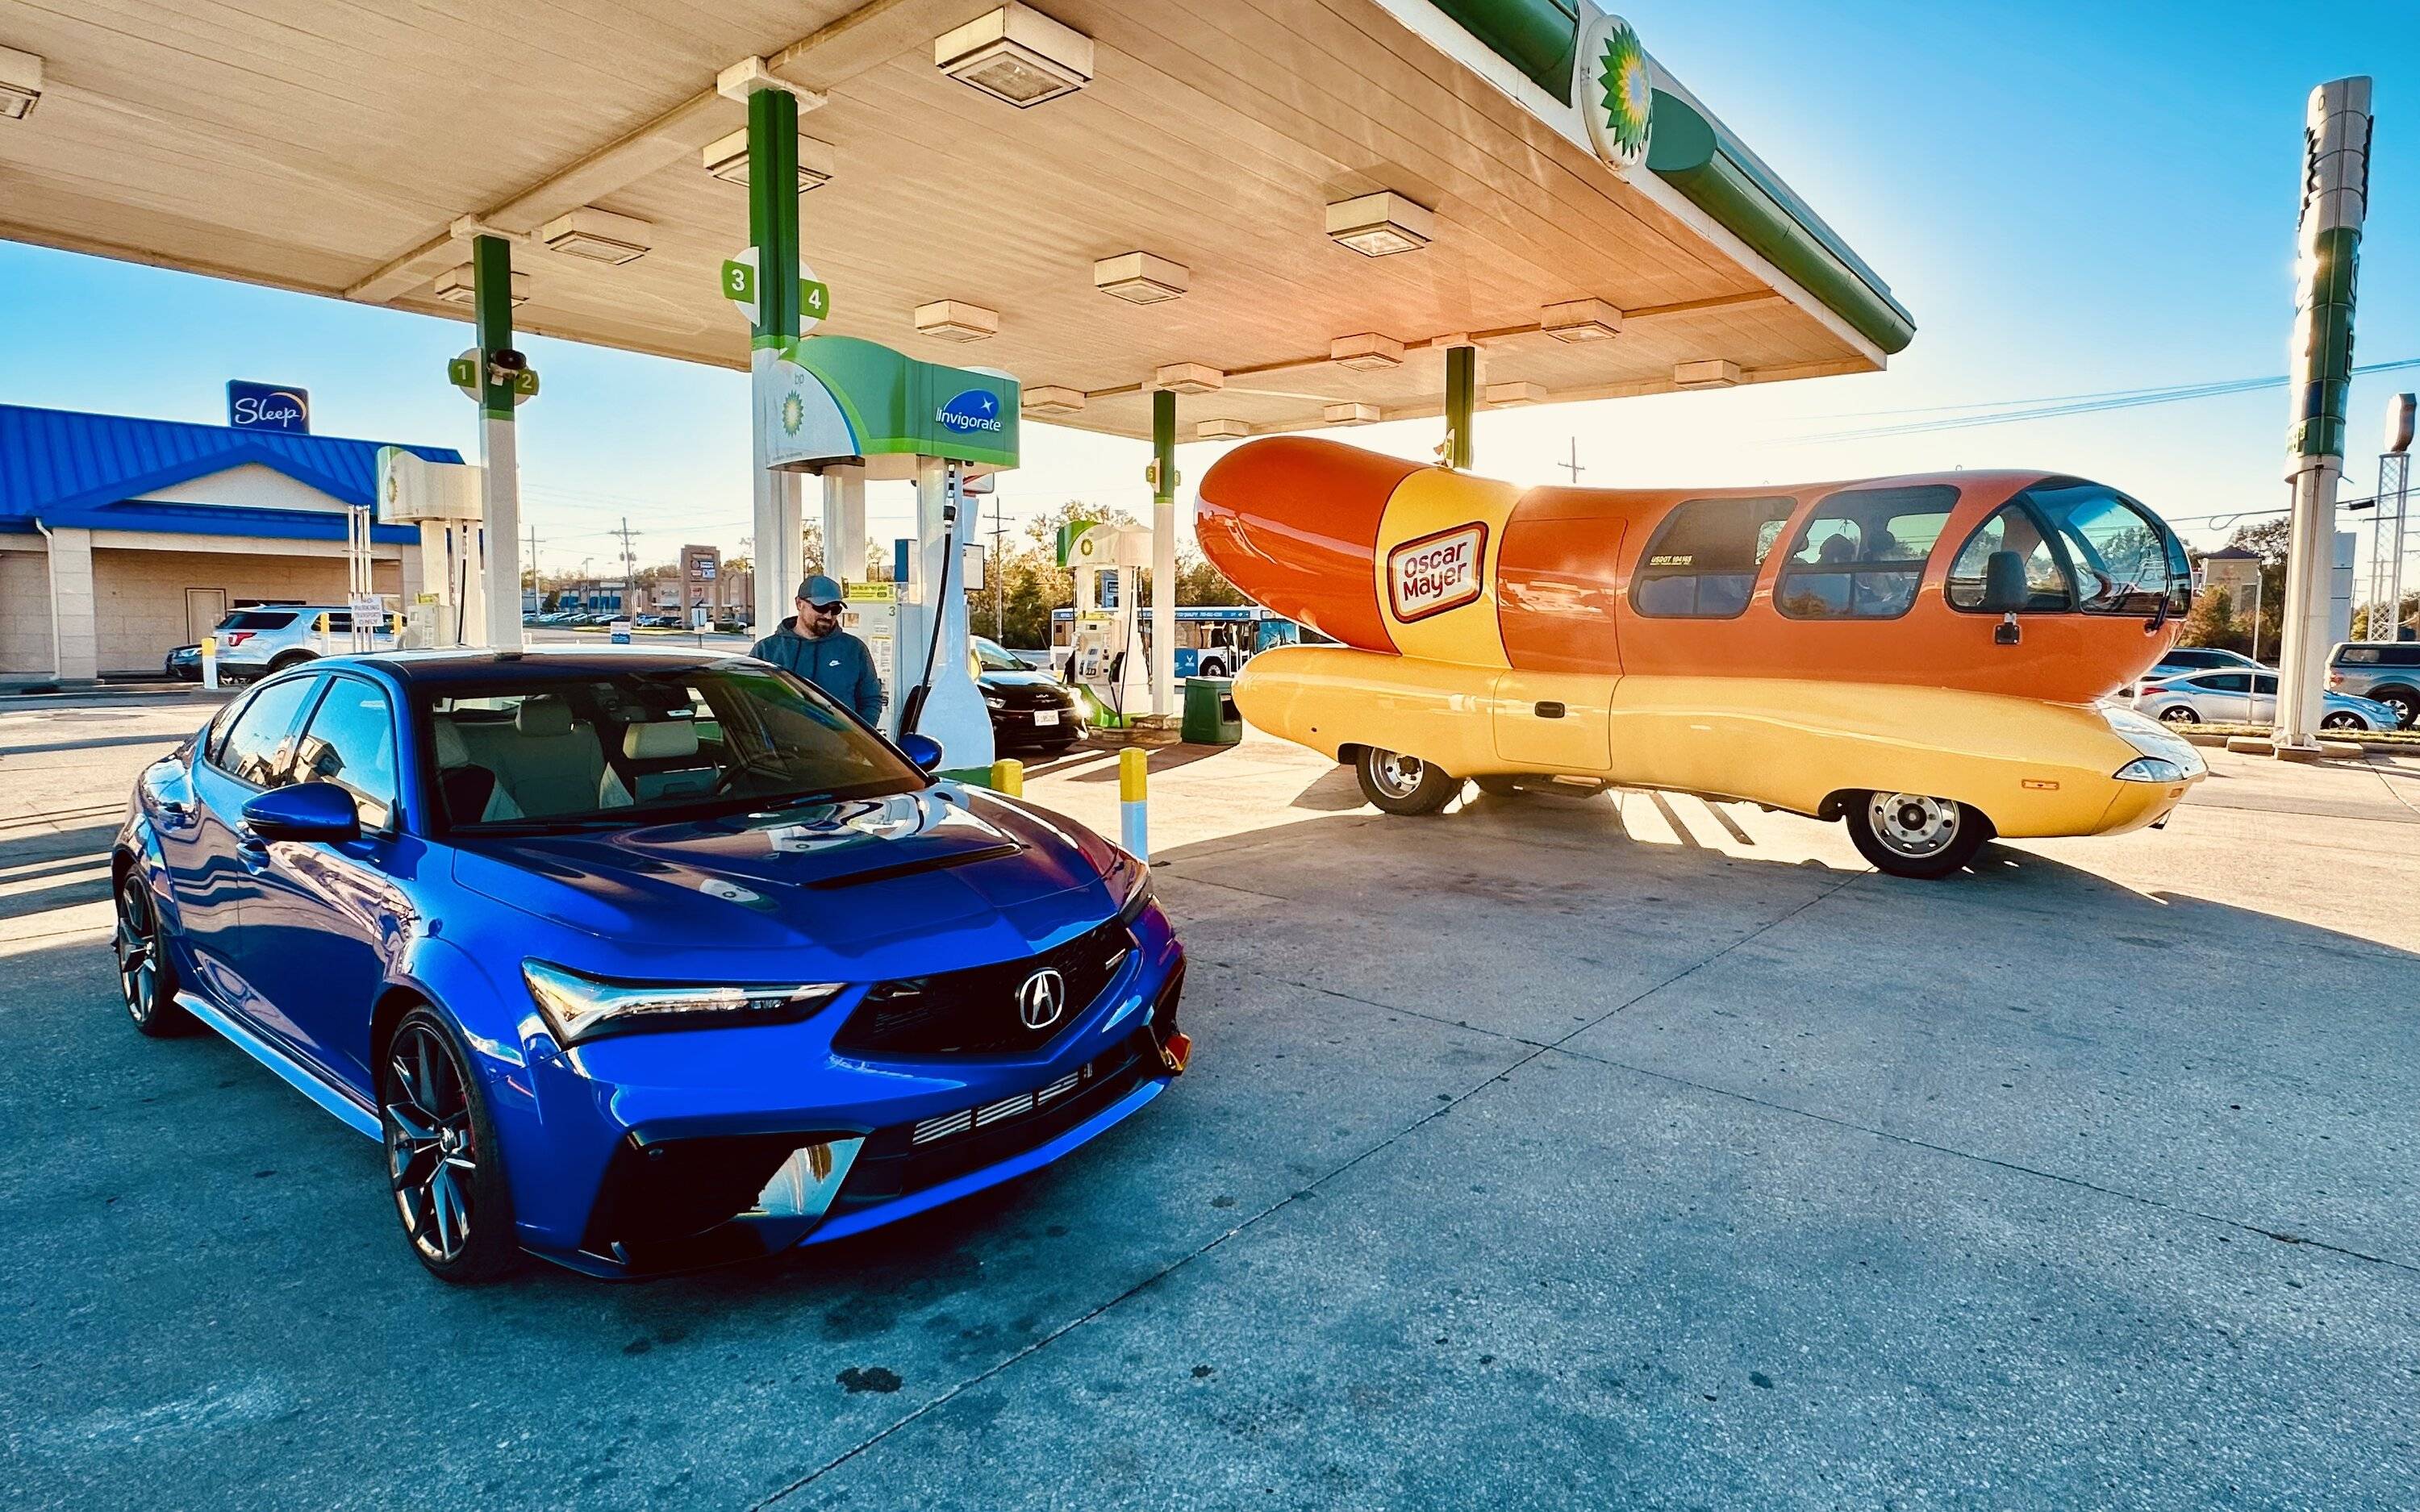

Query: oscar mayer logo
[[1389, 523, 1487, 623]]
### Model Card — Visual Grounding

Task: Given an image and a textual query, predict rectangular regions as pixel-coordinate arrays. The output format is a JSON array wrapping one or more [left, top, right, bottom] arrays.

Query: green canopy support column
[[474, 232, 524, 650], [1443, 344, 1476, 471], [1150, 388, 1177, 718], [748, 84, 806, 638]]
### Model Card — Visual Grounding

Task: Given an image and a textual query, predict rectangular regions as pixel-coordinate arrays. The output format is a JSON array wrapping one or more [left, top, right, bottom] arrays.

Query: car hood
[[978, 667, 1069, 692], [449, 786, 1120, 965]]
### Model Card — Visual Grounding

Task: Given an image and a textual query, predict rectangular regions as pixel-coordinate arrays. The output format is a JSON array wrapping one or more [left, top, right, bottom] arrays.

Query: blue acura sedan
[[112, 648, 1189, 1281]]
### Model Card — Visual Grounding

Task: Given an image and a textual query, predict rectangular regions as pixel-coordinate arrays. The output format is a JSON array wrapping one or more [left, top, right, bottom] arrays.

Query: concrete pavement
[[3, 694, 2416, 1509]]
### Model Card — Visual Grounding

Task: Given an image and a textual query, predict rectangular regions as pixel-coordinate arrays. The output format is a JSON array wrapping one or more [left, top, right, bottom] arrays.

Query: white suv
[[208, 605, 396, 680]]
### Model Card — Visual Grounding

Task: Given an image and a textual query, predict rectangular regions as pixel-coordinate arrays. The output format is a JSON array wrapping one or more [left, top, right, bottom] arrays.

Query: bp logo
[[936, 389, 1005, 435], [1581, 15, 1653, 173], [781, 389, 806, 437]]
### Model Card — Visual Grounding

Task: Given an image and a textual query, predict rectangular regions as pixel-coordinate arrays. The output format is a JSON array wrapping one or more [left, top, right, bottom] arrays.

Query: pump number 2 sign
[[722, 248, 829, 333]]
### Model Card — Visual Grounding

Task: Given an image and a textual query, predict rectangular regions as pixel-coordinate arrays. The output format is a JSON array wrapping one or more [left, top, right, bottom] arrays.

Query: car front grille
[[987, 683, 1074, 710], [829, 915, 1133, 1058], [837, 1040, 1150, 1206]]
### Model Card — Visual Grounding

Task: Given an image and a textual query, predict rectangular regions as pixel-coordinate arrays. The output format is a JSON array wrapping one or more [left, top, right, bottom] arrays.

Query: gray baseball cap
[[795, 573, 845, 605]]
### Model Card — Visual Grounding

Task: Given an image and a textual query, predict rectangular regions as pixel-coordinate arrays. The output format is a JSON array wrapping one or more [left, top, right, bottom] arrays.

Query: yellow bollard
[[1119, 747, 1148, 859], [200, 635, 219, 689], [989, 757, 1024, 797]]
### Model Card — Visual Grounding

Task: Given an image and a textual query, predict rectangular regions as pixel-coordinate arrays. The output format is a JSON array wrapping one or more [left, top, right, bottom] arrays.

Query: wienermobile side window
[[1775, 485, 1958, 620], [1630, 497, 1797, 619], [1946, 503, 2074, 611], [1946, 482, 2189, 617]]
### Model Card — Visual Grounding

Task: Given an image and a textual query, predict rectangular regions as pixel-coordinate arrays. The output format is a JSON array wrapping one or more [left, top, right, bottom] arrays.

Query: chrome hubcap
[[114, 881, 157, 1023], [1371, 751, 1425, 798], [1868, 792, 1959, 858], [385, 1024, 477, 1264], [2159, 706, 2198, 723]]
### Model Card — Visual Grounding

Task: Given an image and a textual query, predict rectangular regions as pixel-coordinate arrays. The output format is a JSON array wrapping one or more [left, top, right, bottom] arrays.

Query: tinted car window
[[294, 677, 399, 828], [217, 610, 297, 631], [212, 676, 322, 789], [2020, 481, 2185, 615], [1776, 485, 1955, 620], [2253, 673, 2280, 696], [1630, 497, 1798, 619], [2197, 673, 2252, 694], [1947, 503, 2074, 612]]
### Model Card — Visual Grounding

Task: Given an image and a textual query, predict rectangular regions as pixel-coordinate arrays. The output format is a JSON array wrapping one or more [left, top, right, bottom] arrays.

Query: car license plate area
[[1032, 710, 1059, 727]]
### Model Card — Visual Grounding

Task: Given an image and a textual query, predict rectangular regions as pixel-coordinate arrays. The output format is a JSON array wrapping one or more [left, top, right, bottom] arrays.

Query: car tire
[[1200, 660, 1228, 679], [2156, 705, 2201, 724], [2322, 710, 2365, 731], [268, 650, 318, 672], [382, 1006, 519, 1284], [1846, 791, 1992, 880], [114, 872, 194, 1037], [2372, 687, 2418, 729], [1355, 747, 1461, 815]]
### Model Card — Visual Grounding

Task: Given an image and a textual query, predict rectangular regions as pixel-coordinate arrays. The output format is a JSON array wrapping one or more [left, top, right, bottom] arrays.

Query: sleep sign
[[227, 380, 310, 433], [1389, 523, 1487, 623]]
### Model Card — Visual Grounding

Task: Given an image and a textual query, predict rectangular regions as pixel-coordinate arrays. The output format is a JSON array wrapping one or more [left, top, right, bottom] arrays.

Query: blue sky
[[0, 1, 2410, 573]]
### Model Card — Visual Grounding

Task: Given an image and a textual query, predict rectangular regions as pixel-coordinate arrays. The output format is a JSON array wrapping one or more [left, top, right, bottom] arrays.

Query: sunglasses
[[804, 601, 846, 615]]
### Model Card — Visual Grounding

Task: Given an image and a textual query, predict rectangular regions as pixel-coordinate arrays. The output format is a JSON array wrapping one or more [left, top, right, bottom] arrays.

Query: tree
[[2176, 577, 2243, 653]]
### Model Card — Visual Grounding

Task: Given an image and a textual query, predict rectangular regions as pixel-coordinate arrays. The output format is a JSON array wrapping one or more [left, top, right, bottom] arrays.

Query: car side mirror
[[897, 732, 945, 775], [241, 781, 362, 843], [1981, 549, 2027, 644]]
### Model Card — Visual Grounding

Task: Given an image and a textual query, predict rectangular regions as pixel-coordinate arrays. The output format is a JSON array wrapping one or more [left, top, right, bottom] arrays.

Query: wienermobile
[[1195, 436, 2207, 878]]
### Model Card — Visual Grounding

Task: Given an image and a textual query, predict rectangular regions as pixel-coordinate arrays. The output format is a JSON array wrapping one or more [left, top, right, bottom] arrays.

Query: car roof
[[334, 646, 753, 685]]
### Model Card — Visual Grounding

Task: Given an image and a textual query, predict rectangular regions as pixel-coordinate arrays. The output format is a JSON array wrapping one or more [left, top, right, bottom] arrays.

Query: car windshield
[[973, 639, 1026, 672], [422, 662, 923, 833]]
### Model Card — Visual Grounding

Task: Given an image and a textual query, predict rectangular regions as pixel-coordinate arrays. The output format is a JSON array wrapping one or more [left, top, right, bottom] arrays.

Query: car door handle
[[1533, 702, 1567, 719]]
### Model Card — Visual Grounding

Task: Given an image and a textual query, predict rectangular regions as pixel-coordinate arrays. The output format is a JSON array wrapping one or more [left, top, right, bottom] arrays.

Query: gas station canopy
[[1, 0, 1911, 439]]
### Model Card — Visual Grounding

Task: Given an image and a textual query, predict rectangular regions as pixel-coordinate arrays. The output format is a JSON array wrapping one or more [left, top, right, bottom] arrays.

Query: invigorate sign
[[1389, 523, 1487, 622]]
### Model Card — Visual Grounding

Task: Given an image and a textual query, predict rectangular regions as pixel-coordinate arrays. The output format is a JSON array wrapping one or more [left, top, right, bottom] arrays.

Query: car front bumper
[[502, 904, 1187, 1277]]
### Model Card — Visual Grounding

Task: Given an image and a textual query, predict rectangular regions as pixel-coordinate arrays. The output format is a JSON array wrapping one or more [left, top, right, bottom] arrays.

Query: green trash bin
[[1182, 676, 1243, 745]]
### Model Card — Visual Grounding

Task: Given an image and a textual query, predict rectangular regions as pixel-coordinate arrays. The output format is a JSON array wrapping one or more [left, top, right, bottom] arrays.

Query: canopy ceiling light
[[1154, 363, 1225, 395], [433, 265, 530, 306], [936, 3, 1094, 110], [700, 128, 835, 192], [1324, 402, 1381, 426], [914, 300, 1000, 341], [538, 207, 653, 265], [1197, 419, 1250, 439], [1674, 359, 1742, 389], [1541, 298, 1624, 343], [1484, 381, 1547, 406], [1325, 192, 1434, 257], [1329, 333, 1404, 371], [0, 45, 40, 119], [1093, 252, 1188, 304], [1021, 385, 1087, 418]]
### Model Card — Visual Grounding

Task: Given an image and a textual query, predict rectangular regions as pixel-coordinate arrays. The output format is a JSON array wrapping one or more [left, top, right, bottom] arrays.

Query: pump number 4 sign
[[722, 248, 829, 333]]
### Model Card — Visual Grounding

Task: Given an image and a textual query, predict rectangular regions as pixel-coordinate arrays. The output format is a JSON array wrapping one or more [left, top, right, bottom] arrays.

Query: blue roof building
[[1, 403, 464, 681]]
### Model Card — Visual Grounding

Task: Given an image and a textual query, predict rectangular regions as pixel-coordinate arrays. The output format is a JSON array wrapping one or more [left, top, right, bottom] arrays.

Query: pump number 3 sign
[[723, 248, 830, 333]]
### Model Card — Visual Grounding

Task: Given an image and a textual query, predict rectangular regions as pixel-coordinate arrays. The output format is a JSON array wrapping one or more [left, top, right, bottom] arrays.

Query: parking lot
[[4, 693, 2418, 1510]]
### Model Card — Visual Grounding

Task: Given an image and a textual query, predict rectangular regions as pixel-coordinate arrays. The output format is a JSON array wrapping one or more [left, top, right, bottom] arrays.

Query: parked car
[[2133, 668, 2401, 731], [207, 606, 397, 681], [974, 635, 1083, 753], [165, 644, 201, 681], [111, 648, 1189, 1281], [2328, 641, 2420, 728]]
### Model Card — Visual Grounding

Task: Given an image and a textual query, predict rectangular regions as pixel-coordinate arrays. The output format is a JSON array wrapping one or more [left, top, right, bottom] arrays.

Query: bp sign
[[1577, 14, 1653, 174]]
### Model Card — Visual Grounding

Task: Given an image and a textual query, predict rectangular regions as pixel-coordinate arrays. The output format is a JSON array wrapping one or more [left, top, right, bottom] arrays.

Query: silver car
[[207, 605, 397, 680], [2134, 668, 2401, 731], [2327, 642, 2420, 728]]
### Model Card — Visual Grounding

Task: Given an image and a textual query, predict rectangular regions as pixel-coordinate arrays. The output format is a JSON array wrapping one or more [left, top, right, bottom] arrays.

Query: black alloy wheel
[[382, 1008, 518, 1282], [114, 873, 193, 1037]]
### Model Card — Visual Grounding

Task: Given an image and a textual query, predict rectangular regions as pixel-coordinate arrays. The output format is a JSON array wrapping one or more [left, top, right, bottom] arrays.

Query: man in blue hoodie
[[749, 573, 886, 727]]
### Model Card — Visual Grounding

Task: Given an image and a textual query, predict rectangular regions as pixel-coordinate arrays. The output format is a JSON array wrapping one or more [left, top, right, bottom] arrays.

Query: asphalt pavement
[[3, 692, 2417, 1510]]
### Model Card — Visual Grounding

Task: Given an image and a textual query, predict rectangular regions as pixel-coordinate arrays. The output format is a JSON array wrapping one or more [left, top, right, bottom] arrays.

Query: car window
[[211, 675, 323, 789], [1630, 497, 1798, 619], [1776, 485, 1956, 620], [2017, 481, 2184, 614], [2252, 673, 2279, 696], [217, 610, 297, 631], [1946, 503, 2074, 613], [2338, 647, 2379, 664], [294, 677, 399, 829], [973, 639, 1024, 672], [2198, 673, 2252, 694]]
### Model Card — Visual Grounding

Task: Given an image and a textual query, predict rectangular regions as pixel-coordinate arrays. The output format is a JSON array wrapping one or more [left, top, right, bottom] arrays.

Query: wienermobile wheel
[[1354, 747, 1462, 815], [1846, 792, 1992, 879]]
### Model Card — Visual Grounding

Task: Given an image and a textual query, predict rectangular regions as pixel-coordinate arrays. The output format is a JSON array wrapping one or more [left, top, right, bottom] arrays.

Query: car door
[[2250, 672, 2280, 723], [170, 673, 323, 1023], [234, 673, 415, 1096], [2193, 672, 2251, 722]]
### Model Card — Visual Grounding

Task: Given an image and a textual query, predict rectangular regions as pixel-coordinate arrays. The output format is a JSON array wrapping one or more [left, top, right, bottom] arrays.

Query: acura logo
[[1017, 968, 1066, 1031]]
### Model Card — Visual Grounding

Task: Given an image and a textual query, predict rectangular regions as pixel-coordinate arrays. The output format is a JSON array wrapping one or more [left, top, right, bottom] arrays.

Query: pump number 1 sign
[[722, 248, 829, 333]]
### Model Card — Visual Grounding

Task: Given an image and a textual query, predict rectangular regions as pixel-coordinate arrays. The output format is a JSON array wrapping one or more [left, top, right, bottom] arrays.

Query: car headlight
[[1116, 862, 1154, 925], [983, 695, 1004, 710], [523, 960, 842, 1045], [2101, 704, 2206, 776], [2113, 757, 2188, 783]]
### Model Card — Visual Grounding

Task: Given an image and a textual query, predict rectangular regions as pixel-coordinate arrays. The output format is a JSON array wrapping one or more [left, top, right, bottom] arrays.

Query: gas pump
[[756, 334, 1017, 774], [1059, 519, 1154, 724], [377, 446, 486, 647]]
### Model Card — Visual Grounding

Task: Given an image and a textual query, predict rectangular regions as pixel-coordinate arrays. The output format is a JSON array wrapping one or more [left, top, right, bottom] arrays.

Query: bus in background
[[1048, 605, 1332, 679]]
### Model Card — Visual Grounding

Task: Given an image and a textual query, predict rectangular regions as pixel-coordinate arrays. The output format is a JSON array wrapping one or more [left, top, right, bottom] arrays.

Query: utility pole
[[990, 496, 1009, 640], [612, 516, 639, 618], [1558, 437, 1585, 485], [524, 521, 540, 611]]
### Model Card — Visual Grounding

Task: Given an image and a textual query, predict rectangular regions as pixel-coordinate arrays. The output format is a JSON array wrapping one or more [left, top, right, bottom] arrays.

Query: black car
[[975, 635, 1081, 753]]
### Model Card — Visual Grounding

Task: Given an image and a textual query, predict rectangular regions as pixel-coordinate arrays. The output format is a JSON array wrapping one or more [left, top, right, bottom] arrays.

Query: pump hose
[[900, 503, 957, 735]]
